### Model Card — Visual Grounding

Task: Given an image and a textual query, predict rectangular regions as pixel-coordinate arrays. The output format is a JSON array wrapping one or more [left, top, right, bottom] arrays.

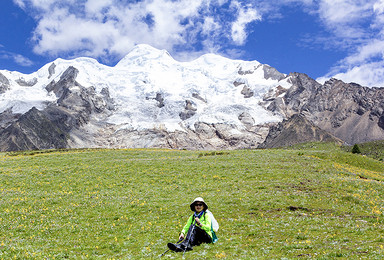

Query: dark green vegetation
[[0, 143, 384, 259], [351, 144, 361, 154], [344, 140, 384, 161]]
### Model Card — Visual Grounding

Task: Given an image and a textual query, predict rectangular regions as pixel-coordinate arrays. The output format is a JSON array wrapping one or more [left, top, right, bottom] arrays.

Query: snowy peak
[[0, 45, 292, 128], [116, 44, 175, 67], [1, 44, 384, 151], [0, 44, 300, 150]]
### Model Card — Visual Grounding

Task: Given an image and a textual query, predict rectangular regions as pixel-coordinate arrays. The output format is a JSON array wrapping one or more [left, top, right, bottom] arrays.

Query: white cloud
[[84, 0, 113, 15], [202, 17, 221, 35], [309, 0, 384, 87], [317, 61, 384, 87], [231, 3, 261, 45], [13, 0, 384, 87], [343, 40, 384, 65], [0, 50, 34, 67], [318, 0, 372, 24], [13, 0, 26, 9], [13, 54, 34, 67], [317, 0, 376, 39], [15, 0, 262, 62]]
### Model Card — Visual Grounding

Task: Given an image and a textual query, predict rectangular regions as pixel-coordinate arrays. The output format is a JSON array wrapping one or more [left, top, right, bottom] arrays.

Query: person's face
[[194, 202, 204, 213]]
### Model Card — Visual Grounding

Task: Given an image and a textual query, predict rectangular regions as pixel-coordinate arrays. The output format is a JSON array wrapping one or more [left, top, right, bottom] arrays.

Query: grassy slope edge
[[0, 143, 383, 259], [343, 140, 384, 161]]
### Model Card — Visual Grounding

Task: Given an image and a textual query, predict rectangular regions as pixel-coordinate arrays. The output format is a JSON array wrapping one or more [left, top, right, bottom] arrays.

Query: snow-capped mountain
[[1, 44, 289, 130], [0, 44, 384, 151]]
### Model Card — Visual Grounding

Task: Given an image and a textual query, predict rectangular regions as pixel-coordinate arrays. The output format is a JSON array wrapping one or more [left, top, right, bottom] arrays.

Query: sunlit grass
[[0, 143, 383, 259], [343, 140, 384, 162]]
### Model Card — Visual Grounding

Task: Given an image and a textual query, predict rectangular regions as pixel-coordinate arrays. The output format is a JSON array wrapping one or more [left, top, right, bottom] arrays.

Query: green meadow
[[0, 143, 384, 259]]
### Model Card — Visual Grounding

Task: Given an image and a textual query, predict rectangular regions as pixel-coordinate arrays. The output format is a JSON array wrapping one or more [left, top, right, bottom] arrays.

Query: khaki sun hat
[[190, 197, 208, 211]]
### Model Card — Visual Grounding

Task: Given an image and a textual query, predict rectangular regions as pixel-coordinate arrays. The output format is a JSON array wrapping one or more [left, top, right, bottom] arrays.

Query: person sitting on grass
[[167, 197, 213, 252]]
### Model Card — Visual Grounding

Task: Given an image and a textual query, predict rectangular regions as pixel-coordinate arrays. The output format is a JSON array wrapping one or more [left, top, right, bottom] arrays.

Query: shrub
[[351, 144, 361, 154]]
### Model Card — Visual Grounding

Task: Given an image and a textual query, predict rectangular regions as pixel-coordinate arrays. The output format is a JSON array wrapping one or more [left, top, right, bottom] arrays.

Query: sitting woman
[[167, 197, 213, 252]]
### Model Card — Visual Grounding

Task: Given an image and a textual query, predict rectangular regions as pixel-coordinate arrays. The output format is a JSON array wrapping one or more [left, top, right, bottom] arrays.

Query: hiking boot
[[185, 244, 193, 251], [167, 243, 183, 252]]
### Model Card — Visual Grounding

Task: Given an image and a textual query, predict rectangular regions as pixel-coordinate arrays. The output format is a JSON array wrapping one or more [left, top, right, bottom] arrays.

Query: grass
[[0, 143, 383, 259], [343, 140, 384, 161]]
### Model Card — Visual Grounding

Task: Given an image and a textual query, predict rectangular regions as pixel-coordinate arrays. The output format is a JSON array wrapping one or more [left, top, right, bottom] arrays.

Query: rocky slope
[[0, 45, 383, 151], [259, 114, 343, 148], [264, 73, 384, 145]]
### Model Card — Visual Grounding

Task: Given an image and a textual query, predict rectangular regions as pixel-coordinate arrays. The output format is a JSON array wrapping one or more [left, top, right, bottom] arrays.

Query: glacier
[[0, 44, 292, 133]]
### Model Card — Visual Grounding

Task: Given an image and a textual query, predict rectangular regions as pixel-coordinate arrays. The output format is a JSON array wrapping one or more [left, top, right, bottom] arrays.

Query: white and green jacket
[[180, 211, 212, 238]]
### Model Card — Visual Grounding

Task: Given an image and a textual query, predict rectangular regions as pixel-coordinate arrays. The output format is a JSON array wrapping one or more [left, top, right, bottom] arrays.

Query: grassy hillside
[[343, 140, 384, 161], [0, 143, 384, 259]]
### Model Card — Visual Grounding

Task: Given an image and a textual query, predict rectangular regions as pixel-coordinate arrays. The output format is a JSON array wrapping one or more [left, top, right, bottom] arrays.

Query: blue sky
[[1, 0, 384, 87]]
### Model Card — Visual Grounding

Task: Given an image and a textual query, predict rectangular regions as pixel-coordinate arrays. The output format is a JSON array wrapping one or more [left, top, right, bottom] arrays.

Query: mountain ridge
[[0, 44, 383, 151]]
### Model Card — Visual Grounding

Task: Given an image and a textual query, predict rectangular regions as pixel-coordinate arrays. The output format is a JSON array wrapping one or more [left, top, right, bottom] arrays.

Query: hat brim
[[190, 201, 208, 211]]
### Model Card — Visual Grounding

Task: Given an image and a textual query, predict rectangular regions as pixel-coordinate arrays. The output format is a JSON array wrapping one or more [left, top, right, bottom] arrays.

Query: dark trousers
[[167, 224, 212, 252], [185, 224, 212, 246]]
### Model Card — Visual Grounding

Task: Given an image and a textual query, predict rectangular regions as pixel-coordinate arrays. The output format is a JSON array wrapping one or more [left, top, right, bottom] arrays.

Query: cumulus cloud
[[231, 2, 261, 45], [317, 61, 384, 87], [12, 0, 384, 87], [313, 0, 384, 87], [13, 0, 261, 62]]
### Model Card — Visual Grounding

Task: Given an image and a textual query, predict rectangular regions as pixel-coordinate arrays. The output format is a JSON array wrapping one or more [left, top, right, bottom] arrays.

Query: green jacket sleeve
[[200, 212, 212, 238], [181, 215, 194, 236]]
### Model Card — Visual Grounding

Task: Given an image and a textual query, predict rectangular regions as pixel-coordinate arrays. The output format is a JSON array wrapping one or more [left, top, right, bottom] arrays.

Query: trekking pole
[[182, 223, 196, 258], [160, 238, 183, 257]]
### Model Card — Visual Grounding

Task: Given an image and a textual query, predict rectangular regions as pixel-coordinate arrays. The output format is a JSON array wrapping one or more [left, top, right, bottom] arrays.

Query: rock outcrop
[[264, 74, 384, 144], [260, 114, 343, 148], [0, 107, 68, 151], [16, 77, 38, 86], [0, 66, 115, 151], [0, 72, 10, 94]]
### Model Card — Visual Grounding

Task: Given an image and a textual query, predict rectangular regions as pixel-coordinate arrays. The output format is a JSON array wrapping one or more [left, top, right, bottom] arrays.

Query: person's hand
[[179, 234, 184, 240], [195, 217, 201, 226]]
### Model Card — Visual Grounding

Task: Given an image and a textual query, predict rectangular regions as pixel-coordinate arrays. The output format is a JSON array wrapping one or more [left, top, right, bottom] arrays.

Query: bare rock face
[[48, 63, 56, 79], [241, 86, 254, 98], [265, 74, 384, 144], [260, 114, 343, 148], [238, 112, 255, 129], [0, 108, 21, 131], [0, 72, 10, 94], [45, 66, 114, 127], [16, 77, 38, 86], [263, 65, 286, 81], [179, 100, 197, 120], [0, 66, 115, 151], [69, 121, 268, 150], [46, 66, 79, 98], [192, 93, 206, 103], [0, 107, 68, 151], [155, 93, 165, 108]]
